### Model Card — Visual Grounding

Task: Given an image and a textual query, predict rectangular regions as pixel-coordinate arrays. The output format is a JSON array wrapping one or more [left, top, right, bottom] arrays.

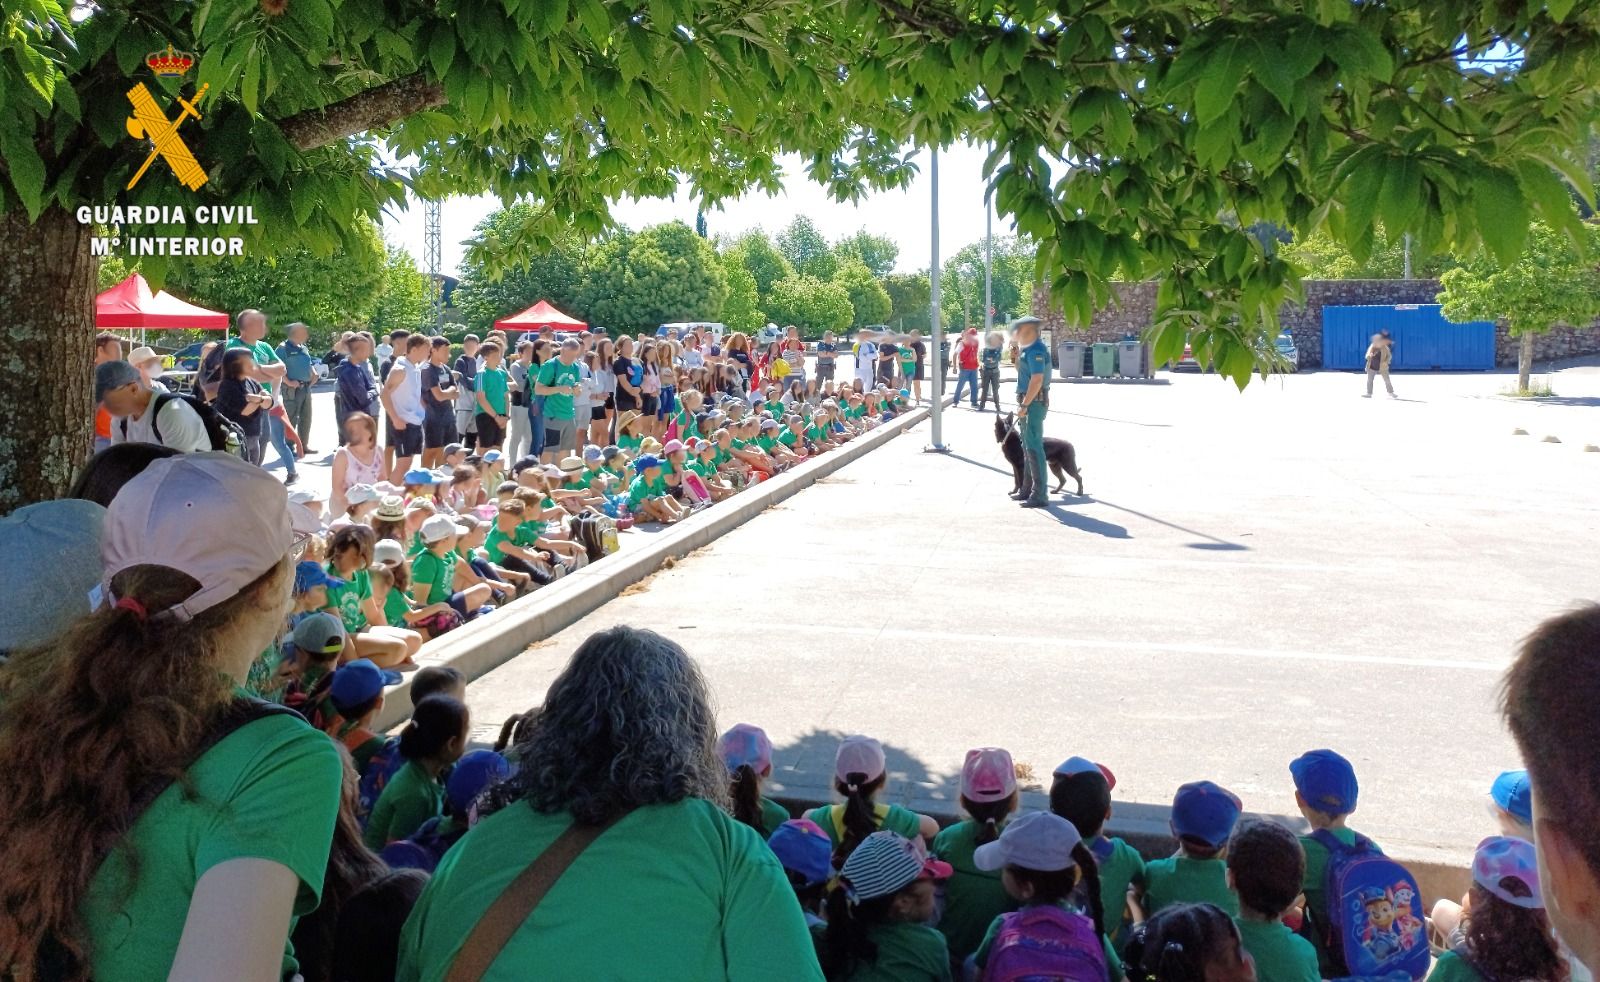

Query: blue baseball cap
[[446, 749, 511, 815], [633, 454, 661, 474], [293, 560, 344, 594], [482, 450, 503, 463], [1490, 769, 1533, 826], [1170, 780, 1242, 849], [1290, 749, 1359, 816], [329, 658, 401, 714], [402, 467, 438, 485], [768, 818, 834, 888]]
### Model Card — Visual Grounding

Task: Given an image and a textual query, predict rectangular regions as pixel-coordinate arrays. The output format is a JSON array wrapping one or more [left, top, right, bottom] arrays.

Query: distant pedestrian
[[953, 328, 980, 408], [99, 360, 211, 453], [978, 331, 1004, 411], [125, 345, 169, 393], [277, 322, 317, 454], [336, 333, 380, 446], [908, 329, 927, 403], [93, 332, 122, 451], [1364, 330, 1395, 398]]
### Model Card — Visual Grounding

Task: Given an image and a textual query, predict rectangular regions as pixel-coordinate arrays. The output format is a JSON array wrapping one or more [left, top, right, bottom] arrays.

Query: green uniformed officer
[[1011, 316, 1051, 508]]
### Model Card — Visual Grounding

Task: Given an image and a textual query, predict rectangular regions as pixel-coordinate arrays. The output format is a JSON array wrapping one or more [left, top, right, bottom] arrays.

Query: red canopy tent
[[494, 299, 587, 332], [95, 273, 229, 330]]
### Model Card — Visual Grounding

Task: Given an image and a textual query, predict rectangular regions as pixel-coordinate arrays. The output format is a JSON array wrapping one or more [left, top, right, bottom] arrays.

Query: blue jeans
[[527, 403, 546, 458], [267, 410, 297, 477], [953, 368, 978, 406], [1021, 400, 1047, 504]]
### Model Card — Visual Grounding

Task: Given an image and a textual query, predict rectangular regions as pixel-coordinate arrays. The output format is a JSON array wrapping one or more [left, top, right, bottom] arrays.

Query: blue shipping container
[[1321, 304, 1495, 371]]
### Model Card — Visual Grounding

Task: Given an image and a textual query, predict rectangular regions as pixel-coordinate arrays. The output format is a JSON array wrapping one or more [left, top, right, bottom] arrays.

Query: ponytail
[[821, 882, 890, 978], [962, 792, 1018, 846], [835, 771, 885, 865], [398, 695, 469, 761], [1072, 840, 1106, 939], [1122, 903, 1238, 982], [730, 764, 764, 833]]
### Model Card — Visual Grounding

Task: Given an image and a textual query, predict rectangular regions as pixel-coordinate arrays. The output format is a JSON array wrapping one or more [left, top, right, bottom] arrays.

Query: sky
[[379, 139, 1016, 279]]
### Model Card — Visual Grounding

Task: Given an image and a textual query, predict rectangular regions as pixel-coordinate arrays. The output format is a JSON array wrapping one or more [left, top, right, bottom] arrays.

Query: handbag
[[443, 811, 632, 982]]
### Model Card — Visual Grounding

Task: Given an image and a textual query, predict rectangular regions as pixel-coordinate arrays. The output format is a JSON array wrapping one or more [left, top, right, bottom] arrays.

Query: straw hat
[[617, 410, 644, 430]]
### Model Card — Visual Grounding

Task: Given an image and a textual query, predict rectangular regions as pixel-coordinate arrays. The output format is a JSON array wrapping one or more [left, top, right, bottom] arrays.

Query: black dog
[[995, 412, 1084, 496]]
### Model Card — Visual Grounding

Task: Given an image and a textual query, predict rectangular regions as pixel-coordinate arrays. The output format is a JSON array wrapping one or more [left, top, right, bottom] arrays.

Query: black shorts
[[390, 422, 423, 457], [616, 391, 639, 412], [591, 405, 608, 421], [641, 393, 659, 416], [475, 412, 505, 446], [423, 411, 457, 449]]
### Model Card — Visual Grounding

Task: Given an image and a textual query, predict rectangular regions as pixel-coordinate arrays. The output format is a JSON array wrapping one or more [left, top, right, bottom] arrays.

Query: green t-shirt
[[1427, 951, 1486, 982], [410, 549, 457, 605], [364, 759, 444, 849], [479, 365, 510, 416], [836, 921, 951, 982], [760, 796, 790, 837], [81, 710, 341, 980], [485, 524, 528, 563], [756, 433, 778, 452], [779, 429, 802, 448], [515, 518, 547, 543], [931, 819, 1016, 962], [536, 357, 581, 420], [802, 802, 923, 849], [1300, 827, 1363, 942], [619, 432, 644, 453], [383, 582, 410, 626], [396, 798, 822, 982], [730, 437, 749, 451], [1090, 835, 1146, 939], [628, 474, 668, 507], [228, 337, 281, 395], [806, 424, 826, 442], [971, 904, 1122, 980], [325, 565, 371, 633], [764, 400, 785, 417], [1143, 855, 1239, 917], [713, 446, 731, 467], [1236, 917, 1319, 982]]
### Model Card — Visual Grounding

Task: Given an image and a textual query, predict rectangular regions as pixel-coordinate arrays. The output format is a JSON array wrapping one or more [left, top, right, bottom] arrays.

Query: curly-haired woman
[[0, 453, 343, 981], [396, 626, 821, 980]]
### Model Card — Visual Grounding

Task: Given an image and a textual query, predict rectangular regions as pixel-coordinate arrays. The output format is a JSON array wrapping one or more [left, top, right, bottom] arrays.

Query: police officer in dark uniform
[[1011, 316, 1051, 508]]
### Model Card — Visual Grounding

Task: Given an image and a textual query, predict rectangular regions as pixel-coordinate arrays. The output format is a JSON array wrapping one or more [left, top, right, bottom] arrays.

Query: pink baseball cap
[[835, 735, 887, 785], [961, 747, 1017, 803], [1472, 836, 1543, 909], [663, 439, 686, 454], [101, 452, 294, 623], [718, 723, 772, 774]]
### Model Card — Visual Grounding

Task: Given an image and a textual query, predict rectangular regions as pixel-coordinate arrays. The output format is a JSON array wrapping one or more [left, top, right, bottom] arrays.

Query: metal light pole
[[926, 147, 948, 453], [1402, 232, 1413, 280], [984, 194, 994, 332]]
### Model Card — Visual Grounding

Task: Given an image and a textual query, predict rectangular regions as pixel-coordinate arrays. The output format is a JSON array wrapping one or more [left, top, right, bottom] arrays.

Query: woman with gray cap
[[0, 452, 342, 981]]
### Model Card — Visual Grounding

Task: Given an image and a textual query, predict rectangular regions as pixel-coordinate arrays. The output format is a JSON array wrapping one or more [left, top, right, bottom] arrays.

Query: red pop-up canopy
[[494, 299, 587, 332], [96, 273, 229, 330]]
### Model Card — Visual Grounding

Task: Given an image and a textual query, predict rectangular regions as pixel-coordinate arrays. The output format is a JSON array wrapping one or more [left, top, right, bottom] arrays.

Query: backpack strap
[[1309, 827, 1370, 856], [145, 391, 177, 444], [444, 810, 633, 982]]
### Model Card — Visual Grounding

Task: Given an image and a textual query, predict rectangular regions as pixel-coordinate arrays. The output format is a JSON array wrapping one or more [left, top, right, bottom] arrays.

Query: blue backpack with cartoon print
[[1311, 829, 1429, 980], [356, 736, 405, 826]]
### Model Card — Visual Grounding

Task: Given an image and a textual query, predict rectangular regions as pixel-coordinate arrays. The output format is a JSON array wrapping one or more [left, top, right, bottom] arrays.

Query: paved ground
[[427, 359, 1599, 863]]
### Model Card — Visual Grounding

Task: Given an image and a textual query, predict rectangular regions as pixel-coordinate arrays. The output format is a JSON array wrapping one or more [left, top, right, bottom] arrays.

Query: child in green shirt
[[718, 724, 789, 837], [1050, 756, 1146, 942], [1288, 748, 1369, 972], [1140, 780, 1242, 918], [1227, 819, 1319, 982], [931, 748, 1020, 965], [411, 515, 493, 616], [363, 695, 470, 849], [626, 455, 687, 524], [819, 831, 953, 982]]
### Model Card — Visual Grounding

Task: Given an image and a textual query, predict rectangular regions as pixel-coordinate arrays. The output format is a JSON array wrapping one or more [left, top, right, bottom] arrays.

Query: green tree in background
[[1439, 219, 1600, 393], [454, 205, 587, 330], [765, 275, 853, 338], [369, 245, 431, 336], [942, 235, 1037, 328], [723, 230, 794, 297], [1282, 226, 1457, 280], [883, 272, 932, 332], [834, 229, 899, 278], [777, 216, 837, 280], [832, 259, 892, 328], [579, 221, 728, 330], [720, 264, 765, 334], [166, 218, 387, 345], [4, 0, 1599, 507]]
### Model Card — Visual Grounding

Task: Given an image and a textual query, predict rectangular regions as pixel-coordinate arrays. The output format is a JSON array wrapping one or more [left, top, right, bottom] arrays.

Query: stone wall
[[1032, 279, 1600, 368]]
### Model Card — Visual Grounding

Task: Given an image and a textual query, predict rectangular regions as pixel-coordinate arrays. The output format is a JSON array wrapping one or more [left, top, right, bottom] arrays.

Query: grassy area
[[1501, 378, 1557, 398]]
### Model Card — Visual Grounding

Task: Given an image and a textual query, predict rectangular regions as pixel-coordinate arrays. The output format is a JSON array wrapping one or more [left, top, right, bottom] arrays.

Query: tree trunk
[[0, 206, 95, 512], [1518, 331, 1534, 393]]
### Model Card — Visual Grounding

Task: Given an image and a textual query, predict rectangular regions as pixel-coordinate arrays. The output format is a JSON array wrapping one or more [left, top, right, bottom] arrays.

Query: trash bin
[[1117, 340, 1142, 377], [1091, 342, 1116, 378], [1058, 341, 1084, 379]]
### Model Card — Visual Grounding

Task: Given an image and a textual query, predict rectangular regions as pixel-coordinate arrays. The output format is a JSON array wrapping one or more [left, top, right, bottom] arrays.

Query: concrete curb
[[767, 773, 1472, 909], [372, 402, 935, 729]]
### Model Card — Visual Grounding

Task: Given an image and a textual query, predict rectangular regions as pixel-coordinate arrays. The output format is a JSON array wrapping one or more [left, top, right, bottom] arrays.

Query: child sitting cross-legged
[[1140, 780, 1242, 918], [821, 831, 953, 982], [627, 454, 688, 524], [411, 514, 494, 621], [369, 539, 461, 641], [1225, 819, 1319, 982], [1051, 756, 1145, 943], [967, 811, 1123, 981]]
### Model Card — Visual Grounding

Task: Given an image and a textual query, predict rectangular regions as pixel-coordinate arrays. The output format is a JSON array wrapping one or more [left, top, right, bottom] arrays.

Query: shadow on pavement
[[770, 728, 942, 807], [1091, 495, 1251, 550], [1042, 500, 1131, 538], [1524, 396, 1600, 408], [1053, 409, 1173, 428], [943, 450, 1015, 480]]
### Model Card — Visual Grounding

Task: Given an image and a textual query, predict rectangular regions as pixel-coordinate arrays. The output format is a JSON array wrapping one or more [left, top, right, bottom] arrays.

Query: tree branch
[[275, 72, 446, 151]]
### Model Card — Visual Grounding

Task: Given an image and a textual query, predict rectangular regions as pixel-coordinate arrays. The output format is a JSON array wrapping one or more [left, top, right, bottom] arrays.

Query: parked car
[[1274, 332, 1299, 371], [1169, 343, 1201, 372], [657, 321, 726, 343]]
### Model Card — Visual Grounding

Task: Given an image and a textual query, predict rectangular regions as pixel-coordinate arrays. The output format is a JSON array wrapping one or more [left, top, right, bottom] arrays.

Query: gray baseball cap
[[95, 360, 141, 401], [0, 499, 106, 652]]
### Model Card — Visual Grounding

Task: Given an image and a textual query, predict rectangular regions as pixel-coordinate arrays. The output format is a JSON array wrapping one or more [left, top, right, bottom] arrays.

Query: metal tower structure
[[424, 197, 444, 329]]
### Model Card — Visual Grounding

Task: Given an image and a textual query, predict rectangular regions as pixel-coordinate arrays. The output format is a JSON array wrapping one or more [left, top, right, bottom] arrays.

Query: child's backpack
[[984, 905, 1109, 982], [356, 736, 406, 826], [378, 815, 466, 873], [1310, 829, 1429, 980], [571, 514, 619, 562], [681, 471, 712, 508], [120, 391, 246, 455]]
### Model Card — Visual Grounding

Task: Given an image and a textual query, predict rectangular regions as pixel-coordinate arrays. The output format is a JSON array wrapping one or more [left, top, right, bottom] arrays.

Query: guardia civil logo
[[125, 44, 209, 191]]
